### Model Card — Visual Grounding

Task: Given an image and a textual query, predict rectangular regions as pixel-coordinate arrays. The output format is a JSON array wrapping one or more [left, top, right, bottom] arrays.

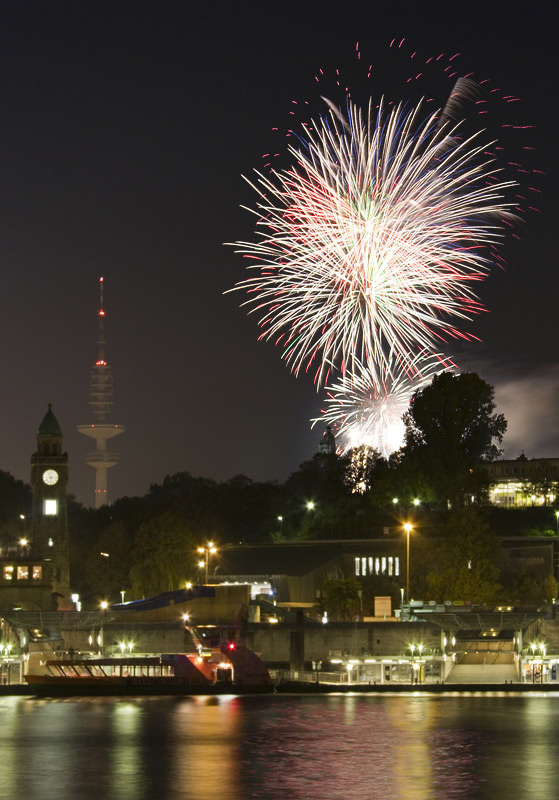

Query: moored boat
[[25, 643, 274, 696]]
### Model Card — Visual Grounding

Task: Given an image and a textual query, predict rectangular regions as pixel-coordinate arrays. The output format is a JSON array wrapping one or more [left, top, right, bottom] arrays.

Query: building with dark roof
[[1, 406, 71, 611]]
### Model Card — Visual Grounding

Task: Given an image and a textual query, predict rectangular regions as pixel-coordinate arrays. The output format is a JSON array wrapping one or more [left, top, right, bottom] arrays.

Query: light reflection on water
[[0, 693, 557, 800]]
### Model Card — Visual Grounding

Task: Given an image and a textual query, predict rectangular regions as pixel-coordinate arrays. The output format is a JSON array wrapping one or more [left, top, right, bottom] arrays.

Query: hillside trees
[[85, 521, 132, 601], [317, 577, 362, 621], [129, 512, 199, 597], [0, 470, 31, 536], [402, 372, 507, 508], [425, 509, 503, 603]]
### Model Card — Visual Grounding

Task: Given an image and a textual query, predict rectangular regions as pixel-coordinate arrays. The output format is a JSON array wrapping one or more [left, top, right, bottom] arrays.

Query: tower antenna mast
[[77, 277, 125, 507]]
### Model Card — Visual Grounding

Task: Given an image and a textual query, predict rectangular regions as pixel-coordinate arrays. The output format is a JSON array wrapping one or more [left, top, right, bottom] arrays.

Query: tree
[[402, 372, 507, 508], [0, 470, 31, 537], [425, 509, 503, 604], [282, 453, 359, 539], [85, 522, 133, 602], [317, 578, 362, 621], [343, 446, 382, 494], [129, 512, 198, 597], [511, 574, 558, 606]]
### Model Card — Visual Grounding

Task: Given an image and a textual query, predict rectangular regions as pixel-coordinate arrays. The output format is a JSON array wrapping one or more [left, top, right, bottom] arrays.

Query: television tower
[[77, 277, 125, 508]]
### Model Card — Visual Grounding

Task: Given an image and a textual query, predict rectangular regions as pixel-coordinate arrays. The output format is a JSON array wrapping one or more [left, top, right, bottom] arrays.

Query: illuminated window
[[354, 557, 360, 576], [361, 557, 367, 575], [44, 499, 58, 516], [381, 557, 387, 574], [32, 566, 43, 580], [17, 566, 29, 580], [388, 557, 393, 576], [395, 557, 400, 576], [3, 566, 14, 580]]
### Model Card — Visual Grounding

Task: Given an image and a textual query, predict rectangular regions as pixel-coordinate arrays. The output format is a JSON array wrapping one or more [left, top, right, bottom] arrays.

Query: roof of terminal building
[[217, 540, 403, 578], [0, 610, 109, 632], [407, 604, 543, 631], [111, 586, 215, 613]]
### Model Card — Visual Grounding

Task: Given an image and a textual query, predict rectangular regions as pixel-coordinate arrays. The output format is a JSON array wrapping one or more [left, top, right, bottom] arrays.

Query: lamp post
[[197, 542, 217, 584], [403, 523, 413, 602], [99, 601, 108, 654], [555, 510, 558, 535]]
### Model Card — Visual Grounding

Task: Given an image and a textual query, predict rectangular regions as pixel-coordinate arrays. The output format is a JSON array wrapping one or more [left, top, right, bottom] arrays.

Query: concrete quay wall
[[247, 621, 442, 665]]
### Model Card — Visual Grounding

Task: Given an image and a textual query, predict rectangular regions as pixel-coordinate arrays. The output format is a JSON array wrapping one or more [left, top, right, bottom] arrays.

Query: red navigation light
[[227, 642, 236, 651], [98, 310, 105, 316]]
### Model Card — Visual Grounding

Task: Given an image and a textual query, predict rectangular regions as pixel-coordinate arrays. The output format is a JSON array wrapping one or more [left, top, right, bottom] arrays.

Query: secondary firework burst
[[230, 83, 518, 387], [313, 353, 452, 458]]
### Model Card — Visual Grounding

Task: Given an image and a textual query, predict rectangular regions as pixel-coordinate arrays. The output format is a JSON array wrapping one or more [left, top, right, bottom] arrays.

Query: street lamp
[[197, 542, 217, 584], [403, 523, 413, 602], [99, 601, 108, 654], [306, 501, 315, 511]]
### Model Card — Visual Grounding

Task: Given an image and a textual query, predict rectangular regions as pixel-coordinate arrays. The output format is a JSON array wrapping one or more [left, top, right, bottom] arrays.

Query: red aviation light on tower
[[98, 277, 106, 316]]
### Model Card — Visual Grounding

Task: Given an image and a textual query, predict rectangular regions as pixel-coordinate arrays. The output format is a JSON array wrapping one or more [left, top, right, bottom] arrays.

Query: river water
[[0, 693, 557, 800]]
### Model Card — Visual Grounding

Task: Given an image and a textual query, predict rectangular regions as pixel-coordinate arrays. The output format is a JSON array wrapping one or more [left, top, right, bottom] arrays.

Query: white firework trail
[[230, 85, 517, 387]]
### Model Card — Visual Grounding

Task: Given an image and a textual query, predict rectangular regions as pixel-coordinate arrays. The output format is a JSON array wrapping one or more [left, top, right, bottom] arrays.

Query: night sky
[[0, 1, 556, 507]]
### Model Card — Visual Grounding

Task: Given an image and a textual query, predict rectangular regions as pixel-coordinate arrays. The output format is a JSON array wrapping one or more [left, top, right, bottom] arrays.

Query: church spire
[[319, 425, 336, 455]]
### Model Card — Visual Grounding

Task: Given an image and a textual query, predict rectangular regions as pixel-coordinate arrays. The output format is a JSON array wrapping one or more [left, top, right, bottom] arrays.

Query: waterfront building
[[0, 405, 71, 612], [481, 456, 559, 507]]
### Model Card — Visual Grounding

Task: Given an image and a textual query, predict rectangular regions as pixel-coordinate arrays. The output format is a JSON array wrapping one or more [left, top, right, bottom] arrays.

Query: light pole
[[197, 542, 217, 584], [99, 601, 108, 654], [403, 523, 413, 602], [555, 510, 558, 535]]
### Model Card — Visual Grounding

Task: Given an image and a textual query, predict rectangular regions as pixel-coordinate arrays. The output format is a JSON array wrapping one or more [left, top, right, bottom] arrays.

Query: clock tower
[[30, 405, 71, 604]]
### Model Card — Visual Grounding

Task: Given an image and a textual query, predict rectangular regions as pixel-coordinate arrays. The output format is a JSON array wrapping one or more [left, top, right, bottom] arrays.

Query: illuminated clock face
[[42, 469, 59, 486]]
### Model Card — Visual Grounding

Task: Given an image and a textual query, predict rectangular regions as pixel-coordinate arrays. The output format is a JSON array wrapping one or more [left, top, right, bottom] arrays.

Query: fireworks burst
[[313, 353, 453, 458], [229, 41, 538, 462], [230, 85, 517, 387]]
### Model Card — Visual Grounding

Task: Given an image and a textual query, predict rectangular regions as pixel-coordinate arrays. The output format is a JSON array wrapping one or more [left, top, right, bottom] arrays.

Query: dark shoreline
[[275, 681, 559, 694], [2, 682, 558, 697]]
